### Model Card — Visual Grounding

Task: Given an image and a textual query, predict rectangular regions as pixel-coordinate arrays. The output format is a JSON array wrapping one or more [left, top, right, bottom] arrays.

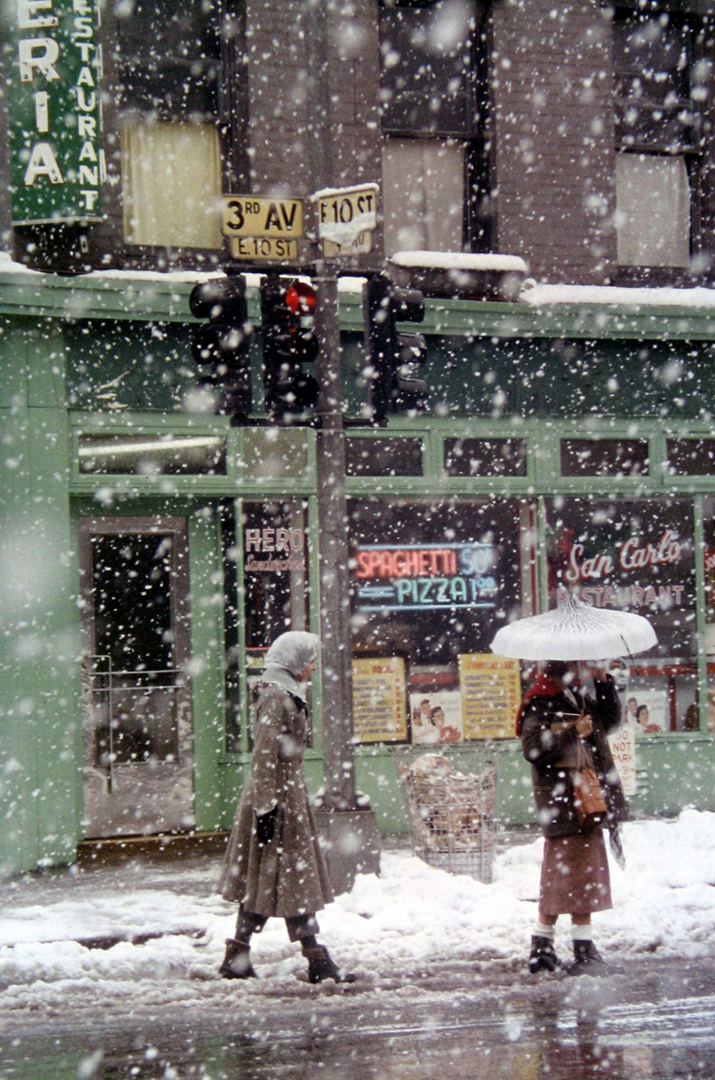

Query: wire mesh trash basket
[[394, 750, 498, 883]]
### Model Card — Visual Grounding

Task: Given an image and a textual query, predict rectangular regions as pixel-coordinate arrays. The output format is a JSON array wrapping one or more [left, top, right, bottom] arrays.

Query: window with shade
[[613, 7, 709, 271], [115, 0, 224, 250], [378, 0, 490, 256]]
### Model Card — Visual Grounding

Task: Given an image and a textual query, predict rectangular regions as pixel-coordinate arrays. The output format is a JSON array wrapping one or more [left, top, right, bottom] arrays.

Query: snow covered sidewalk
[[0, 811, 714, 1009]]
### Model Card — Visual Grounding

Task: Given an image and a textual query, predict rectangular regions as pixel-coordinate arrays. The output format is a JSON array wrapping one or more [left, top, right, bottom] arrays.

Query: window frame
[[378, 0, 492, 253], [97, 0, 249, 268], [612, 3, 711, 282]]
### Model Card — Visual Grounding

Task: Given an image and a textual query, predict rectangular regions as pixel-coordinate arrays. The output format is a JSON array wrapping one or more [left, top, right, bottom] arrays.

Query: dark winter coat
[[217, 682, 334, 916], [520, 675, 629, 839]]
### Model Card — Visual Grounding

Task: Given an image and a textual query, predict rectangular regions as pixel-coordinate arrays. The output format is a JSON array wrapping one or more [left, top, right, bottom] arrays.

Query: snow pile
[[0, 811, 714, 1006]]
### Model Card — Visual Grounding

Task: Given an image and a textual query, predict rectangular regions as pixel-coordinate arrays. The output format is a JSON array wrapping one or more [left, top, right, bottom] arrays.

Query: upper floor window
[[379, 0, 488, 255], [115, 0, 224, 250], [613, 6, 709, 270]]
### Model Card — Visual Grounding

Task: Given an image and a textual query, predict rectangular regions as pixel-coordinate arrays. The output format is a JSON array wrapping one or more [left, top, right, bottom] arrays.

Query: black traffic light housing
[[260, 273, 319, 423], [189, 273, 253, 423], [363, 274, 427, 425]]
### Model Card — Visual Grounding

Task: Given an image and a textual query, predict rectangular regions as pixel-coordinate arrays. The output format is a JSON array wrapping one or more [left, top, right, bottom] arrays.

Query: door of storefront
[[78, 516, 195, 838]]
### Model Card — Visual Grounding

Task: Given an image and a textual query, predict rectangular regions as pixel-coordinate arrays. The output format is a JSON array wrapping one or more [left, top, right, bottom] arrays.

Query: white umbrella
[[490, 592, 657, 661]]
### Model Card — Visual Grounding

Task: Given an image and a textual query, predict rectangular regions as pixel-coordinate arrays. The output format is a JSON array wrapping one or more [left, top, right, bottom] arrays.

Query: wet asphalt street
[[3, 955, 715, 1080]]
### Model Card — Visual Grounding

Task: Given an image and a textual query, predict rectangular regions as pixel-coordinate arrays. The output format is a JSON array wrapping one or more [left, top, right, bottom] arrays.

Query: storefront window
[[222, 498, 310, 751], [546, 496, 697, 733], [348, 497, 534, 745]]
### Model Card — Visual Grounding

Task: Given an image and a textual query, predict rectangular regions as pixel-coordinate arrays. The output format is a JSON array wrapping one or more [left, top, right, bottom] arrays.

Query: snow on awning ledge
[[521, 281, 715, 310], [390, 250, 528, 274]]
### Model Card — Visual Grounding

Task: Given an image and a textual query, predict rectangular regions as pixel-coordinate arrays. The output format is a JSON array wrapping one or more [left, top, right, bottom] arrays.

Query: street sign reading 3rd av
[[221, 196, 303, 260]]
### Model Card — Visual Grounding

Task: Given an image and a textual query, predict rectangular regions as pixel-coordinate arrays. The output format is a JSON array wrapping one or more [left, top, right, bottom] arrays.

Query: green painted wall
[[0, 318, 80, 875]]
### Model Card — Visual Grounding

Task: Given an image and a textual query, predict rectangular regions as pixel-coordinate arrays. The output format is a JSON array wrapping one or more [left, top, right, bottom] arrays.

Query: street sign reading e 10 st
[[315, 184, 378, 257]]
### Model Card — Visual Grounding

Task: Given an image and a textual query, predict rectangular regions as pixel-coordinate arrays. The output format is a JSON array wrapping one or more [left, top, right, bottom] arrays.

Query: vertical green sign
[[3, 0, 104, 223]]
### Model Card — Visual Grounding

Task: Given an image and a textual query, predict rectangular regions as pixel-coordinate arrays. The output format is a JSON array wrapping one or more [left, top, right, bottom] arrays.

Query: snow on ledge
[[390, 250, 528, 274], [521, 281, 715, 309], [3, 250, 715, 311]]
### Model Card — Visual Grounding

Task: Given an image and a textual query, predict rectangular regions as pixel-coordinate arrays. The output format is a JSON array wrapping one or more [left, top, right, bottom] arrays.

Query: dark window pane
[[614, 12, 695, 151], [116, 0, 221, 116], [560, 439, 649, 478], [346, 437, 424, 477], [91, 534, 173, 672], [379, 1, 477, 133], [667, 438, 715, 476], [444, 438, 527, 477]]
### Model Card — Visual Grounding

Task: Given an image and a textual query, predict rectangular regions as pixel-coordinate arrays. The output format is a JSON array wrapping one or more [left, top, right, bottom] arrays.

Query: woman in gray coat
[[217, 631, 347, 983]]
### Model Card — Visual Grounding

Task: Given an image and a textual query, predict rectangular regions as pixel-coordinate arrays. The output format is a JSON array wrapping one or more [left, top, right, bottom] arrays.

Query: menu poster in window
[[410, 689, 463, 745], [608, 725, 637, 796], [352, 655, 409, 744], [459, 654, 522, 739]]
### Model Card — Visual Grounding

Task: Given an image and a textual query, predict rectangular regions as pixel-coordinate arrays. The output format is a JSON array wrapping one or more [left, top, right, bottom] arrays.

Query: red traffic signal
[[285, 280, 317, 317]]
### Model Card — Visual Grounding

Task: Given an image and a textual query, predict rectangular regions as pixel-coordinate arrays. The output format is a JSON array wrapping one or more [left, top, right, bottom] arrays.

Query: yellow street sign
[[221, 196, 304, 239], [228, 236, 299, 261]]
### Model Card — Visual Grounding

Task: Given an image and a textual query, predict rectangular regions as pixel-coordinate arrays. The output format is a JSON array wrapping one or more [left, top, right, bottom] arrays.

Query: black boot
[[528, 934, 562, 974], [303, 944, 355, 984], [219, 938, 257, 980], [568, 939, 623, 977]]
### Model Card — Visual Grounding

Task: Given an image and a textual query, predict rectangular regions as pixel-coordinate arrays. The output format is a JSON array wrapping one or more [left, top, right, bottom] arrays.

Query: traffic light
[[363, 274, 427, 424], [260, 274, 320, 423], [189, 273, 253, 422]]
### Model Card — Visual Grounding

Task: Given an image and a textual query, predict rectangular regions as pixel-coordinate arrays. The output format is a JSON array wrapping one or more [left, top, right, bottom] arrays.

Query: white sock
[[571, 924, 593, 941], [534, 922, 555, 939]]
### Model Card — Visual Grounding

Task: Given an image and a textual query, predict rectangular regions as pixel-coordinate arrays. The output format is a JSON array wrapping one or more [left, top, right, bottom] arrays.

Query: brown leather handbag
[[573, 767, 608, 827], [572, 740, 608, 828]]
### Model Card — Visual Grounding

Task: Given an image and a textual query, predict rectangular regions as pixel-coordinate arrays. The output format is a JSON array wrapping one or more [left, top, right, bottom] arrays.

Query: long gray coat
[[218, 682, 334, 917]]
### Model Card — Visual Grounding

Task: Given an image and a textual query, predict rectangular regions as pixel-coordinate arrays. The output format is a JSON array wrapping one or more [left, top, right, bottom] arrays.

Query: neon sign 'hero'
[[354, 542, 498, 611]]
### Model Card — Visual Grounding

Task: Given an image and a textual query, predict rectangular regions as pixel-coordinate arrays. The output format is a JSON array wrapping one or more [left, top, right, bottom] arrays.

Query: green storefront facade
[[2, 264, 715, 877]]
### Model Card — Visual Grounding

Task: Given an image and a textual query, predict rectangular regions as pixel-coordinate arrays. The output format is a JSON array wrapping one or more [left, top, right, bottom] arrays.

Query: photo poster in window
[[623, 688, 667, 735], [352, 655, 409, 745], [409, 689, 463, 746], [459, 654, 522, 740]]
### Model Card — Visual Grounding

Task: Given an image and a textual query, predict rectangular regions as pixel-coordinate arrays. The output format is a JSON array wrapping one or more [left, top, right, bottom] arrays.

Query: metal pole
[[312, 267, 354, 809], [311, 265, 380, 892]]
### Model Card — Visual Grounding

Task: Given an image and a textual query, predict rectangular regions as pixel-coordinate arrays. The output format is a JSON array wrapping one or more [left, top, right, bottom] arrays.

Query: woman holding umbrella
[[516, 659, 627, 976], [491, 593, 657, 977]]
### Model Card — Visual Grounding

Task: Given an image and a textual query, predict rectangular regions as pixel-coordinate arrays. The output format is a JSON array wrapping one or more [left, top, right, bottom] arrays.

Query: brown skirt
[[539, 831, 612, 916]]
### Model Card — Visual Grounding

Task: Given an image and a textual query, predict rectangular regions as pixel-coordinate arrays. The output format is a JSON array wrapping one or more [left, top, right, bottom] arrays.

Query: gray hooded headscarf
[[261, 630, 320, 703]]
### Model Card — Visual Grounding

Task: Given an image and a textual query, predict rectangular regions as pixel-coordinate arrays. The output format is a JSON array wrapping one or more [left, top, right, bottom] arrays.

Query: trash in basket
[[395, 751, 497, 883]]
